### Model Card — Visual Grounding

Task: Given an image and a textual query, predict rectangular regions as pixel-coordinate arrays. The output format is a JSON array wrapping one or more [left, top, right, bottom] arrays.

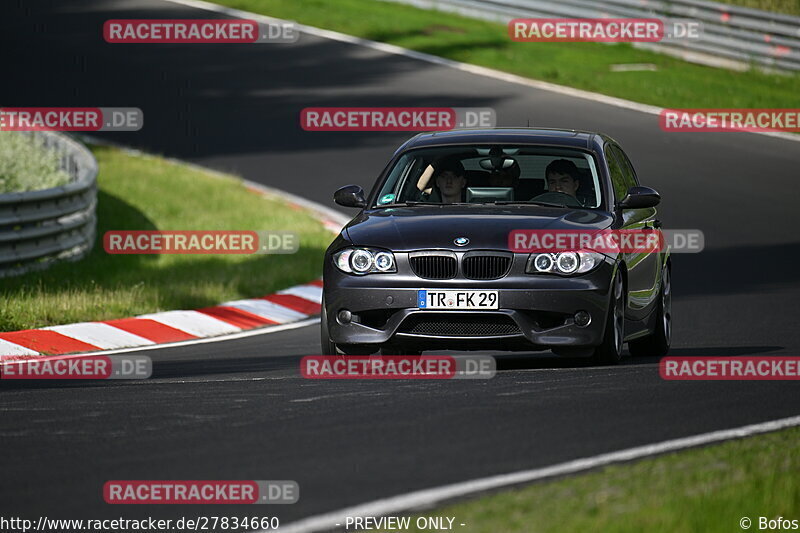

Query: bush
[[0, 132, 71, 193]]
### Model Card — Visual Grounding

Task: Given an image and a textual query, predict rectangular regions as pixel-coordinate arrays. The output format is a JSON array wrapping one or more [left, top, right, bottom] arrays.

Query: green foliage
[[0, 133, 71, 193]]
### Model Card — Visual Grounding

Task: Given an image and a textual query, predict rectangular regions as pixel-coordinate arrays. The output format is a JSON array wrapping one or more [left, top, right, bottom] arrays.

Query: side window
[[604, 144, 628, 202], [610, 144, 638, 189], [399, 159, 428, 202], [377, 153, 411, 200]]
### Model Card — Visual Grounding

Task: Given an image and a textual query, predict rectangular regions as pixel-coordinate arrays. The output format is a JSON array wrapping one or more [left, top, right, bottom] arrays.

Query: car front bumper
[[323, 253, 616, 352]]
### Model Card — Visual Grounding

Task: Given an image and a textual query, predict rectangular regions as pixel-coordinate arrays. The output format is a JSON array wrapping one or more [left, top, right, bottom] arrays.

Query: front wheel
[[629, 264, 671, 357], [320, 300, 337, 355], [592, 271, 625, 365]]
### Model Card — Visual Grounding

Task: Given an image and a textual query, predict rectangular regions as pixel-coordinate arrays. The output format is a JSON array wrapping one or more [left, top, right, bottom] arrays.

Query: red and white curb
[[0, 280, 324, 361]]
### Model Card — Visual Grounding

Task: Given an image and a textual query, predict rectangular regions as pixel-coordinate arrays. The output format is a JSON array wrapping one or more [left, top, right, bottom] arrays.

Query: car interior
[[388, 148, 600, 208], [465, 186, 514, 202]]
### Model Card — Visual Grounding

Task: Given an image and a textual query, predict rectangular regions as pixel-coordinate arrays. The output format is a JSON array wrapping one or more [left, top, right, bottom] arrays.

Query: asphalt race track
[[2, 0, 800, 528]]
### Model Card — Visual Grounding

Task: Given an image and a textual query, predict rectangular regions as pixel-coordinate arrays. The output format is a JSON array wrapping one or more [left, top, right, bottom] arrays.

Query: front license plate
[[417, 290, 498, 310]]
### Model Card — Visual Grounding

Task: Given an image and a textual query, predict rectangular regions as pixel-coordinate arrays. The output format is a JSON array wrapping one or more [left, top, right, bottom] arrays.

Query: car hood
[[343, 205, 614, 251]]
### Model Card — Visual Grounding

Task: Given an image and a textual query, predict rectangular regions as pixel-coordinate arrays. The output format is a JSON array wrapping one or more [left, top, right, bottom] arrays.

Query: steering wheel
[[531, 191, 583, 208]]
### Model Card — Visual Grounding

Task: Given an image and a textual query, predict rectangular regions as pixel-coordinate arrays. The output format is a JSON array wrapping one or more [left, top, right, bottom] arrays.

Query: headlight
[[333, 248, 396, 275], [526, 251, 604, 275], [533, 253, 553, 272], [374, 251, 395, 272], [557, 252, 579, 274], [351, 249, 373, 273]]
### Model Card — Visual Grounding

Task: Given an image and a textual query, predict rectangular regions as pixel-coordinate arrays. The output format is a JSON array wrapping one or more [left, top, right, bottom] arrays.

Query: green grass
[[213, 0, 799, 109], [0, 145, 334, 332], [0, 132, 71, 193], [398, 426, 800, 533], [724, 0, 800, 16]]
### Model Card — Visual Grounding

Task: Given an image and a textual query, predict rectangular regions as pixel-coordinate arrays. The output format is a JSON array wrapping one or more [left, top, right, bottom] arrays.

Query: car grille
[[398, 314, 520, 337], [462, 253, 512, 280], [410, 255, 457, 279]]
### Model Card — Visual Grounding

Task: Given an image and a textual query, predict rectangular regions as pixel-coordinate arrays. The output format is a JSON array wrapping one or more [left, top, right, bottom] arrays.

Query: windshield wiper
[[492, 201, 569, 208], [378, 201, 443, 207]]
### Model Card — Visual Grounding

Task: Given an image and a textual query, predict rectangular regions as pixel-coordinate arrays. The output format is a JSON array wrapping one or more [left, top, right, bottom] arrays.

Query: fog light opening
[[574, 310, 591, 327], [337, 309, 352, 324]]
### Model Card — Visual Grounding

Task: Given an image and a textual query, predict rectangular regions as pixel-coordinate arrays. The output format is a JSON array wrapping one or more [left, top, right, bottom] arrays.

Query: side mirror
[[618, 186, 660, 209], [333, 185, 367, 208]]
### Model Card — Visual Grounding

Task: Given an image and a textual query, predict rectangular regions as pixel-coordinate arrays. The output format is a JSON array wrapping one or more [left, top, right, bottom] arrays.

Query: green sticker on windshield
[[379, 193, 396, 204]]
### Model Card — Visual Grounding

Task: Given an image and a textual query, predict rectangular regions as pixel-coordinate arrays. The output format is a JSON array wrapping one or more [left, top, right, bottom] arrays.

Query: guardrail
[[386, 0, 800, 72], [0, 132, 98, 278]]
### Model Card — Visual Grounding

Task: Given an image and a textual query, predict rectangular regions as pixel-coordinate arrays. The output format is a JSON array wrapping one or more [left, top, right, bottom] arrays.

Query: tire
[[320, 300, 337, 355], [379, 344, 422, 356], [592, 270, 625, 365], [629, 264, 671, 357], [337, 344, 378, 355]]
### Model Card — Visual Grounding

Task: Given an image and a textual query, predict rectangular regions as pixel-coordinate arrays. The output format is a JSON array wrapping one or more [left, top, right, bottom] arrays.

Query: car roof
[[397, 128, 603, 152]]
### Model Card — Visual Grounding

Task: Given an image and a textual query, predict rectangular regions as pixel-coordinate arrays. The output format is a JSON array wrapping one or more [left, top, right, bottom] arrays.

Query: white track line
[[164, 0, 800, 144], [271, 414, 800, 533]]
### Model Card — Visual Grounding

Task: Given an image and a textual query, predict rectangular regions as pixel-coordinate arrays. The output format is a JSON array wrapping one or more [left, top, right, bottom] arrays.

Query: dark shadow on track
[[492, 344, 784, 370], [494, 352, 595, 370], [654, 345, 784, 357], [0, 353, 304, 390], [153, 353, 302, 378], [674, 243, 800, 297]]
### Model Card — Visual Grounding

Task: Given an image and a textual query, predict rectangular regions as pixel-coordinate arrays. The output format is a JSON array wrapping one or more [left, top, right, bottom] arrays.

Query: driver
[[434, 159, 467, 203], [415, 157, 466, 203], [545, 159, 581, 198]]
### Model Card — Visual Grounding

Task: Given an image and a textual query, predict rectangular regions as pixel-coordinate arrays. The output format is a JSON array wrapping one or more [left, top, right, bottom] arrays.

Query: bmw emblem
[[454, 236, 469, 246]]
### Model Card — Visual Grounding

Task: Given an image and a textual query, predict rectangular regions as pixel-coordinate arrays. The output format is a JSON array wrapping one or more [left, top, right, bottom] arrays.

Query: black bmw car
[[321, 128, 671, 364]]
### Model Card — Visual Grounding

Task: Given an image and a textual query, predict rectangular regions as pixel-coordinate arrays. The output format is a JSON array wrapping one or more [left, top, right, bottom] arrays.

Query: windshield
[[373, 145, 603, 209]]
